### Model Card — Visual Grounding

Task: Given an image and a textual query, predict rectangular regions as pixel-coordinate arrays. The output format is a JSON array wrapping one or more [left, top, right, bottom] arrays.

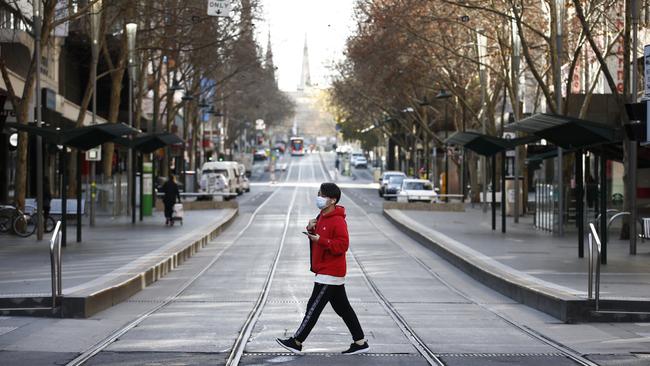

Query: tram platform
[[385, 207, 650, 323], [0, 208, 237, 318]]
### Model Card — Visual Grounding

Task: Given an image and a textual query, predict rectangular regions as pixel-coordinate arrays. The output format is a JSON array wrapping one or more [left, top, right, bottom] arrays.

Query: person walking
[[160, 175, 181, 226], [276, 182, 369, 355]]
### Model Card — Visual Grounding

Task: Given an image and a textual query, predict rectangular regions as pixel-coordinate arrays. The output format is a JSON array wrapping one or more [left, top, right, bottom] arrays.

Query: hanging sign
[[207, 0, 231, 17]]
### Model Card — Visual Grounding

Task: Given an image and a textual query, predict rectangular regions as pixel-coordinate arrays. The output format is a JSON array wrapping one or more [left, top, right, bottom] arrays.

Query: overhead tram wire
[[315, 152, 598, 366], [65, 159, 297, 366]]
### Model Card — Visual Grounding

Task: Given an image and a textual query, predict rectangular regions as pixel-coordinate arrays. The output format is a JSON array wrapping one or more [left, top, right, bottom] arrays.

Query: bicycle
[[0, 205, 37, 238]]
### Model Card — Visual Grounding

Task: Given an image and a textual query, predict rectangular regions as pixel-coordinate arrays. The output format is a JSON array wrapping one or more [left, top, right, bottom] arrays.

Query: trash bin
[[505, 177, 523, 216]]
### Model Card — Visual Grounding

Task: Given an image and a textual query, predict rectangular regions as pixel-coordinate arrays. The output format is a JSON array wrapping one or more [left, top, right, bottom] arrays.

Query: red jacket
[[308, 205, 349, 277]]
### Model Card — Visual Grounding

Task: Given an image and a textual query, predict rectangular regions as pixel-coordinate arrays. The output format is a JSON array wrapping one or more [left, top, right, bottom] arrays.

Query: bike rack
[[587, 223, 601, 310], [49, 221, 63, 309]]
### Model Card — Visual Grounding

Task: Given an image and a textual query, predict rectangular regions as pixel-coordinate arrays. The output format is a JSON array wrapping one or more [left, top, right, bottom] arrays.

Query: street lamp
[[476, 29, 488, 211], [33, 0, 44, 239], [126, 22, 137, 224], [89, 0, 102, 227], [436, 89, 452, 200]]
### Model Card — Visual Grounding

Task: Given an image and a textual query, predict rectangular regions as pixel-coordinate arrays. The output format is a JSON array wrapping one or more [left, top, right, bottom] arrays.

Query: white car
[[351, 153, 367, 168], [397, 179, 438, 203]]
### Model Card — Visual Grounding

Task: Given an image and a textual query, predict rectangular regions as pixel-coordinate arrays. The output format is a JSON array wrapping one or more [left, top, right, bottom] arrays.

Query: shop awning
[[115, 132, 184, 153], [444, 131, 538, 156], [4, 122, 138, 150], [505, 113, 621, 149]]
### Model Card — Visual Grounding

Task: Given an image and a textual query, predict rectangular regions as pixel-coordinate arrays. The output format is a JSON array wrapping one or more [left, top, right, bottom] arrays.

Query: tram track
[[65, 161, 298, 366], [316, 151, 600, 366]]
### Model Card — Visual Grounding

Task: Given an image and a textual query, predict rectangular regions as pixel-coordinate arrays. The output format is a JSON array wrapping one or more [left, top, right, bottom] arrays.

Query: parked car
[[397, 179, 438, 203], [383, 175, 405, 200], [378, 171, 407, 197], [253, 149, 268, 161], [351, 153, 367, 168], [238, 163, 250, 193]]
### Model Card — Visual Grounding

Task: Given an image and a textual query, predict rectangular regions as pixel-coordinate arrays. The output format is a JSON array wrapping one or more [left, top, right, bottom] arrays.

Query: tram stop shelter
[[114, 132, 185, 222], [444, 131, 537, 234], [505, 113, 622, 263], [4, 122, 139, 246]]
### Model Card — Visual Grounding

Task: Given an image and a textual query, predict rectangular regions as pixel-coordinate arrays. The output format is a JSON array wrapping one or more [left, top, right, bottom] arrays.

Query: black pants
[[164, 201, 174, 219], [294, 283, 364, 343]]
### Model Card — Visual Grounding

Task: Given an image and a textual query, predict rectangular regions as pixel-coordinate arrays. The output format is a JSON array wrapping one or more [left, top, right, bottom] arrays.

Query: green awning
[[505, 113, 621, 149]]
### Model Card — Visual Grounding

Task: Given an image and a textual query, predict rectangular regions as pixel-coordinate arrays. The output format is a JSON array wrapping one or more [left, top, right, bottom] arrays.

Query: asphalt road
[[0, 153, 648, 366]]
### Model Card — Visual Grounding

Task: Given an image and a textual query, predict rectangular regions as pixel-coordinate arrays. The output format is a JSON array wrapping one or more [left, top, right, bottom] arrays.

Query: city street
[[0, 153, 647, 366], [3, 1, 650, 365]]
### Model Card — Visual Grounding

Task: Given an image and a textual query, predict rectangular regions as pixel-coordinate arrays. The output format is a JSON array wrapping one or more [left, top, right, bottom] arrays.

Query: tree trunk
[[103, 34, 128, 178]]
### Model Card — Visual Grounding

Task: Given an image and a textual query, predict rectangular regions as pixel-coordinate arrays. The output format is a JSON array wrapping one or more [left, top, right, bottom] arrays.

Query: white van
[[200, 161, 241, 197]]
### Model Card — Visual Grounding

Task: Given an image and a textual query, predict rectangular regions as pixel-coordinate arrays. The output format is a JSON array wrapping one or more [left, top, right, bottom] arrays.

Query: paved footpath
[[0, 209, 234, 298], [393, 208, 650, 301]]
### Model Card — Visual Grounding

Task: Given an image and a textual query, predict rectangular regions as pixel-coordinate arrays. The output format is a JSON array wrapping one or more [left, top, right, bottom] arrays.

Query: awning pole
[[501, 151, 506, 233], [600, 150, 607, 264], [576, 150, 584, 257], [76, 149, 82, 242], [492, 154, 496, 230]]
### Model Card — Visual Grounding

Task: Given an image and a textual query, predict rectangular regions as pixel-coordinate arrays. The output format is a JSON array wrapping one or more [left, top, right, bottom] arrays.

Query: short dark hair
[[319, 182, 341, 204]]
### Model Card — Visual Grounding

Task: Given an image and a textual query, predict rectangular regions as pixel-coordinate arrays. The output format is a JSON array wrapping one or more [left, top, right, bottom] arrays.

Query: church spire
[[299, 34, 312, 90], [265, 29, 276, 85]]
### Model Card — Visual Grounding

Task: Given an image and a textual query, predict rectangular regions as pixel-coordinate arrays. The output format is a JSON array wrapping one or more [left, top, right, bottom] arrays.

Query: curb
[[384, 209, 585, 323], [1, 208, 238, 318], [384, 209, 650, 323]]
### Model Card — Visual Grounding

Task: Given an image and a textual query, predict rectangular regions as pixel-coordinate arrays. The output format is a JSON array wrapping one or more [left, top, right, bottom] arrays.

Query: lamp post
[[512, 12, 521, 223], [126, 22, 137, 224], [89, 0, 102, 227], [181, 93, 195, 190], [476, 29, 488, 211], [436, 89, 452, 201], [33, 0, 43, 240], [554, 0, 565, 236]]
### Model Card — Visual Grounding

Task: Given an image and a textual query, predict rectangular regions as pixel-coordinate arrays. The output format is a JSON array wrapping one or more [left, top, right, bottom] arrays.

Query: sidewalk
[[0, 209, 237, 317], [385, 206, 650, 322]]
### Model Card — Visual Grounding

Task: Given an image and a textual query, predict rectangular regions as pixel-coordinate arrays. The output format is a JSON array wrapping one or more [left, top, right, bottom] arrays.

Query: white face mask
[[316, 196, 330, 210]]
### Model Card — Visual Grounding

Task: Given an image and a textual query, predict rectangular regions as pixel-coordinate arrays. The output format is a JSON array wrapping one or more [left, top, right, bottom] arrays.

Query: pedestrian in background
[[160, 175, 181, 226], [277, 182, 369, 355]]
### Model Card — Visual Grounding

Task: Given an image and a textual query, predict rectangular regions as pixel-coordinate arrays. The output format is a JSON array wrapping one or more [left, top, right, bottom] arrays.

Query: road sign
[[86, 146, 101, 161], [255, 119, 265, 130], [207, 0, 231, 17]]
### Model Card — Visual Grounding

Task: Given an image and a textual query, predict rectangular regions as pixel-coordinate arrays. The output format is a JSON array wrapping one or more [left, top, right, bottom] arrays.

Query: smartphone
[[302, 231, 310, 235]]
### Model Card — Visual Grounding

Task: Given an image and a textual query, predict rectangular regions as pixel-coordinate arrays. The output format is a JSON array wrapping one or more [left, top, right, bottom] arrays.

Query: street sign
[[255, 119, 265, 130], [207, 0, 231, 17], [86, 146, 102, 161]]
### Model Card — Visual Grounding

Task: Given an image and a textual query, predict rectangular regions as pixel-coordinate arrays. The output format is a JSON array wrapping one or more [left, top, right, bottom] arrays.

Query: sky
[[257, 0, 356, 92]]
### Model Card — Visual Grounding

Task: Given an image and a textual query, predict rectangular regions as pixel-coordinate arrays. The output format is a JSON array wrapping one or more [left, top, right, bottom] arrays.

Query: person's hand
[[307, 233, 320, 242], [307, 219, 317, 231]]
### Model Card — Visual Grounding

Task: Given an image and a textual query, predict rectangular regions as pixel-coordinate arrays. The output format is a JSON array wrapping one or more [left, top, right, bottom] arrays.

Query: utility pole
[[477, 30, 488, 212]]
